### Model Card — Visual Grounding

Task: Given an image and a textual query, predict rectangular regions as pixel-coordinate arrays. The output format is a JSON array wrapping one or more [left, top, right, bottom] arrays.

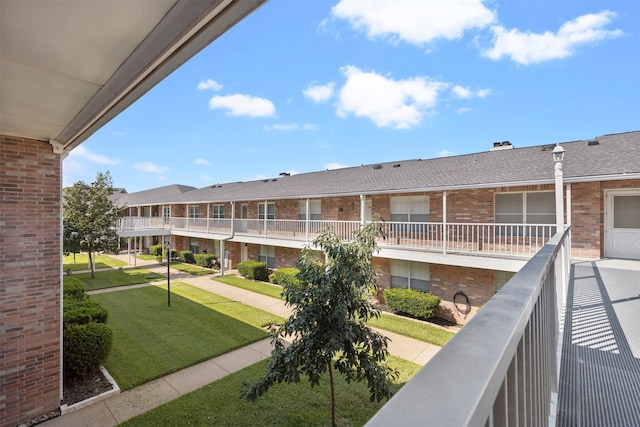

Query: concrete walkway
[[45, 255, 445, 426]]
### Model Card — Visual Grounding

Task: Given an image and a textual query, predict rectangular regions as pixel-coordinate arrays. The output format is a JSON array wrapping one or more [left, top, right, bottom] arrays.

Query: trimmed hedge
[[384, 288, 441, 320], [64, 322, 113, 377], [178, 250, 196, 264], [269, 267, 301, 287], [195, 253, 217, 268], [237, 260, 269, 281], [63, 297, 109, 327], [63, 277, 86, 300], [149, 244, 164, 256], [164, 248, 178, 260]]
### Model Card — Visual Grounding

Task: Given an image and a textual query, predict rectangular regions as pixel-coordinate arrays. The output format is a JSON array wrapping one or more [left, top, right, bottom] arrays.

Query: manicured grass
[[136, 254, 159, 261], [369, 314, 455, 347], [69, 268, 164, 291], [165, 262, 217, 276], [213, 275, 455, 347], [213, 274, 284, 299], [93, 283, 283, 390], [120, 355, 419, 427], [63, 253, 127, 271]]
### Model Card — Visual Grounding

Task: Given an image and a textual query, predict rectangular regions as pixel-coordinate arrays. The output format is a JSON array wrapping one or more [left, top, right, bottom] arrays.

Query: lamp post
[[552, 144, 565, 234], [165, 242, 171, 307]]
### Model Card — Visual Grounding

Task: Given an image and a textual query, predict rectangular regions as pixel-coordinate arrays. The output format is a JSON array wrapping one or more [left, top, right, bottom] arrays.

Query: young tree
[[63, 222, 82, 264], [241, 223, 398, 426], [63, 171, 119, 278]]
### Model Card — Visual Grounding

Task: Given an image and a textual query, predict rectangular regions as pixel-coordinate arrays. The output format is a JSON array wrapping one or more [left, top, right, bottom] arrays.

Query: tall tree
[[63, 171, 119, 278], [241, 223, 398, 427]]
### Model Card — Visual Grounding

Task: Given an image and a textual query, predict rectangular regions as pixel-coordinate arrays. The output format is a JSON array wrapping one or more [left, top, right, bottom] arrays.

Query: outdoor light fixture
[[166, 242, 171, 307], [553, 143, 565, 232], [552, 143, 565, 162]]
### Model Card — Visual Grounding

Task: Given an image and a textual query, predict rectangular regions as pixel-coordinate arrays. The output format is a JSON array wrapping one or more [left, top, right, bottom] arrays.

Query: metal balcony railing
[[365, 227, 572, 427], [116, 217, 556, 258]]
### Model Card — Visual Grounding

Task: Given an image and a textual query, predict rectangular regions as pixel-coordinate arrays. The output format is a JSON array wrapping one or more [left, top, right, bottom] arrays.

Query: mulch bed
[[63, 368, 114, 406]]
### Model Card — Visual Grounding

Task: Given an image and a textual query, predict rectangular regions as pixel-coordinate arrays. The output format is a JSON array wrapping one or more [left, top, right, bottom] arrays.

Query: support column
[[360, 194, 366, 225], [220, 240, 226, 276], [305, 198, 310, 242], [443, 191, 448, 254], [566, 184, 572, 226]]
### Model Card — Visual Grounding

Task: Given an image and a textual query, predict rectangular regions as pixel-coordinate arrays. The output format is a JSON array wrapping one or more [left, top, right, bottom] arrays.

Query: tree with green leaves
[[241, 222, 398, 427], [63, 222, 82, 264], [63, 171, 119, 278]]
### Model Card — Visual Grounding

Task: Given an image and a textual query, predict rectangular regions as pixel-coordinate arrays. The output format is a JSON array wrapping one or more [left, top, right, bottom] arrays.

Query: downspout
[[443, 191, 448, 254]]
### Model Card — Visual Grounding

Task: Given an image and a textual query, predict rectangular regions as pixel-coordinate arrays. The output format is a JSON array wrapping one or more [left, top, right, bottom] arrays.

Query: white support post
[[263, 200, 268, 236], [566, 184, 572, 226], [220, 240, 225, 276], [231, 201, 235, 235], [207, 204, 210, 232], [360, 194, 366, 225], [133, 236, 137, 267], [443, 191, 448, 254], [305, 198, 310, 242]]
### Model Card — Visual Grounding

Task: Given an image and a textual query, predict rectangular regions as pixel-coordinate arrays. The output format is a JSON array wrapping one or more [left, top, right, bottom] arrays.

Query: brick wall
[[275, 247, 300, 268], [1, 136, 62, 426]]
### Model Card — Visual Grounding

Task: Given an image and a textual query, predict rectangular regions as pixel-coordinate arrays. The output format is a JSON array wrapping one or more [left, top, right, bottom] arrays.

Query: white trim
[[604, 188, 640, 259]]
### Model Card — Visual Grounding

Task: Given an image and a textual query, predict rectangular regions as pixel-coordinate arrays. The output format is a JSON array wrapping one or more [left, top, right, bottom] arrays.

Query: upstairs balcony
[[116, 216, 556, 260], [365, 229, 640, 426]]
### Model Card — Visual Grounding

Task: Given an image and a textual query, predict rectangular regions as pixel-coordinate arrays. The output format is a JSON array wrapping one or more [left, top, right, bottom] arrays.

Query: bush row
[[194, 253, 218, 268], [237, 260, 270, 281], [383, 288, 441, 320], [269, 267, 301, 287], [63, 277, 113, 378]]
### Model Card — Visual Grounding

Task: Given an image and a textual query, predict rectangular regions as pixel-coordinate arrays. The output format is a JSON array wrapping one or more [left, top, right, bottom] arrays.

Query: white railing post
[[443, 191, 448, 254]]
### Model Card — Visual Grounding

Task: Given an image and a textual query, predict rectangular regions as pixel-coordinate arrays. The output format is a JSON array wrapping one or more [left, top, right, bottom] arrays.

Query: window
[[390, 196, 429, 222], [212, 205, 225, 223], [189, 238, 199, 254], [614, 195, 640, 228], [163, 206, 170, 218], [495, 271, 515, 292], [259, 245, 275, 268], [390, 260, 430, 292], [495, 191, 555, 236], [258, 203, 275, 220], [298, 200, 322, 220], [189, 205, 199, 219]]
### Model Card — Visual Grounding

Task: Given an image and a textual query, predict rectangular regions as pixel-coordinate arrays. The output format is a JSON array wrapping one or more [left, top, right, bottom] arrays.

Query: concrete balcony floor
[[557, 259, 640, 427]]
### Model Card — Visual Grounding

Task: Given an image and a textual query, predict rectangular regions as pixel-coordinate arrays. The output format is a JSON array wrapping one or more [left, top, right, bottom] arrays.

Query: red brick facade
[[1, 136, 62, 426]]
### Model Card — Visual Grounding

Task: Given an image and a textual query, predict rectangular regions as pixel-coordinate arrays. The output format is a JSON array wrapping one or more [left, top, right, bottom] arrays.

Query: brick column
[[0, 136, 62, 426]]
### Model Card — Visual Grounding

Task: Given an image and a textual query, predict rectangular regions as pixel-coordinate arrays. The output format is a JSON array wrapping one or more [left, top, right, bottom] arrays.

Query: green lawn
[[63, 253, 127, 271], [136, 254, 159, 261], [165, 262, 217, 276], [120, 355, 420, 427], [213, 274, 284, 299], [69, 268, 164, 291], [213, 275, 455, 347], [93, 283, 283, 390]]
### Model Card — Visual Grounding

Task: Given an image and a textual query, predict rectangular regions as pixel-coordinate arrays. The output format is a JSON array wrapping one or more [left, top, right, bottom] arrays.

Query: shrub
[[194, 253, 217, 268], [237, 260, 269, 281], [63, 297, 109, 327], [64, 322, 113, 377], [383, 288, 441, 320], [269, 267, 301, 287], [63, 277, 86, 300], [149, 244, 164, 256], [164, 248, 178, 260], [178, 250, 196, 264]]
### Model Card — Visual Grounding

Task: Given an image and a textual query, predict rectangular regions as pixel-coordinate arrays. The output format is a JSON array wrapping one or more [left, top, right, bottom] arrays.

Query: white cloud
[[483, 11, 623, 65], [68, 146, 119, 165], [452, 85, 473, 99], [134, 161, 169, 173], [476, 88, 491, 98], [266, 123, 299, 131], [439, 149, 455, 157], [303, 82, 336, 103], [325, 162, 349, 170], [194, 158, 210, 166], [209, 94, 276, 117], [335, 65, 448, 129], [197, 79, 222, 90], [332, 0, 496, 45], [303, 123, 317, 131], [456, 107, 472, 114]]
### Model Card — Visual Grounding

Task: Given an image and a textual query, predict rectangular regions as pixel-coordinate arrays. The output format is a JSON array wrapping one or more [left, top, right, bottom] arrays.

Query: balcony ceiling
[[0, 0, 266, 152]]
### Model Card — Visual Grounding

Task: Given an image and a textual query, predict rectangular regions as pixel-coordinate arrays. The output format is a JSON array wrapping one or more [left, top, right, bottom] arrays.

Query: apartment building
[[116, 130, 640, 324]]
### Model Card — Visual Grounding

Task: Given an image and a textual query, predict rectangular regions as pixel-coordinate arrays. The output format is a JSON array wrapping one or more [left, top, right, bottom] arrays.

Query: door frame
[[604, 188, 640, 259]]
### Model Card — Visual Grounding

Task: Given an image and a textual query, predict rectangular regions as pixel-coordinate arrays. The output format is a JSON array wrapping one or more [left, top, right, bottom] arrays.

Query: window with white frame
[[390, 196, 429, 222], [495, 270, 515, 292], [258, 203, 275, 220], [212, 204, 225, 223], [163, 206, 170, 218], [298, 200, 322, 220], [495, 191, 555, 236], [258, 245, 275, 268], [390, 260, 430, 292], [189, 238, 199, 254], [189, 205, 199, 219]]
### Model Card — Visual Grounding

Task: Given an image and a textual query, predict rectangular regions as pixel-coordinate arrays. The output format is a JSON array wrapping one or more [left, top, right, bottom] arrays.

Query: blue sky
[[64, 0, 640, 192]]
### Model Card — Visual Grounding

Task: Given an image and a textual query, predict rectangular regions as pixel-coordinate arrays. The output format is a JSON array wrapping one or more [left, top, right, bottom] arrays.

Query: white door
[[365, 198, 373, 222], [605, 190, 640, 259], [241, 243, 248, 262]]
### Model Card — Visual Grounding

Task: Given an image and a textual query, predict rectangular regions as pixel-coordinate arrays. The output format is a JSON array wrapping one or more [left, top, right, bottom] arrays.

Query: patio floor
[[557, 259, 640, 427]]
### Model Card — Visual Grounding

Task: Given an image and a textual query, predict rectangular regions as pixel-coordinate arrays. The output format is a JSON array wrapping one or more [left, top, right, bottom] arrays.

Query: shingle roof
[[112, 184, 196, 207], [124, 131, 640, 206]]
